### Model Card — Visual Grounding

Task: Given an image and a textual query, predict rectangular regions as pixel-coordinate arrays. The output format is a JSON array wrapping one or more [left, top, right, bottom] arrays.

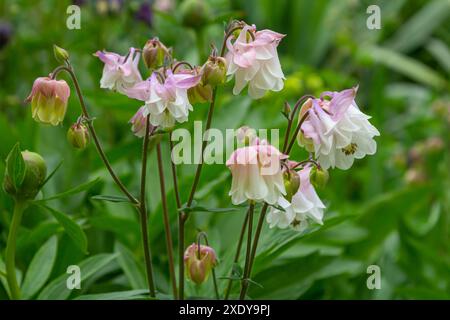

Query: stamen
[[342, 143, 358, 155]]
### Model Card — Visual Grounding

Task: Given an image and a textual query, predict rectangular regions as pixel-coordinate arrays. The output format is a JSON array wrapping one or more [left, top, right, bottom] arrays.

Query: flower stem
[[156, 142, 178, 299], [5, 200, 27, 300], [239, 202, 255, 300], [239, 203, 268, 299], [285, 111, 310, 155], [139, 115, 157, 297], [224, 207, 250, 300], [51, 65, 139, 205]]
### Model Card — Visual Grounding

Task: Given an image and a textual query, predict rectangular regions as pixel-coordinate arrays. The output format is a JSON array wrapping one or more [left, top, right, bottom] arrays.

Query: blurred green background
[[0, 0, 449, 300]]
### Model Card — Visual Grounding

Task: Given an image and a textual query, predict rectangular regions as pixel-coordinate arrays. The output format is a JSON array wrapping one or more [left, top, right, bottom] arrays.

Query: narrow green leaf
[[91, 194, 131, 203], [74, 289, 149, 300], [38, 205, 88, 254], [114, 242, 146, 290], [178, 200, 240, 214], [38, 253, 118, 300], [21, 236, 58, 299], [40, 160, 63, 188], [34, 178, 100, 202], [5, 143, 26, 190]]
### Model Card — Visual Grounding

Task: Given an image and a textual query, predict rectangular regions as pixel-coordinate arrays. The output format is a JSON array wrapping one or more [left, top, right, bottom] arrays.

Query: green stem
[[239, 203, 254, 300], [139, 115, 156, 297], [224, 207, 250, 300], [5, 200, 27, 300], [156, 142, 178, 299]]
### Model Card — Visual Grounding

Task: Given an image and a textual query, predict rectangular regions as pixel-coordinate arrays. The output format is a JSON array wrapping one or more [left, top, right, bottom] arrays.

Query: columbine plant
[[5, 19, 379, 300]]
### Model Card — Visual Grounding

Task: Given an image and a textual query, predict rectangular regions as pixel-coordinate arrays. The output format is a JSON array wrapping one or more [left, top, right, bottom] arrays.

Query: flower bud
[[26, 77, 70, 126], [67, 122, 90, 149], [129, 106, 153, 138], [297, 131, 314, 152], [309, 166, 329, 190], [184, 243, 217, 285], [3, 151, 47, 200], [142, 38, 169, 70], [236, 126, 256, 146], [53, 44, 69, 63], [185, 66, 212, 104], [282, 102, 291, 119], [283, 169, 300, 202], [180, 0, 211, 30], [201, 56, 227, 87]]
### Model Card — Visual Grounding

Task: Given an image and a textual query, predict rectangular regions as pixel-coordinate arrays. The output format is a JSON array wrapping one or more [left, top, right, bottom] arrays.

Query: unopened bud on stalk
[[282, 102, 291, 119], [67, 122, 90, 149], [201, 56, 227, 87], [283, 169, 300, 202], [53, 44, 69, 63], [180, 0, 211, 30], [184, 243, 217, 285], [142, 38, 169, 70], [309, 166, 329, 190], [3, 150, 47, 200]]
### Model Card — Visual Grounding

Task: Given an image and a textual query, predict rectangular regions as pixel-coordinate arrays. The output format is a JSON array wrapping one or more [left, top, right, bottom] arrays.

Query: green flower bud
[[201, 56, 227, 87], [180, 0, 211, 30], [142, 38, 170, 70], [188, 83, 213, 104], [283, 169, 300, 202], [53, 45, 69, 63], [3, 151, 47, 200], [309, 166, 329, 190], [67, 123, 90, 149]]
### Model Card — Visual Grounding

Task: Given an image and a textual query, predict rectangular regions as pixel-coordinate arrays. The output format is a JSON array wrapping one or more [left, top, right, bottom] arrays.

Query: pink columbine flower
[[299, 87, 380, 170], [95, 48, 142, 94], [184, 243, 217, 285], [125, 70, 200, 128], [129, 106, 154, 138], [26, 77, 71, 126], [226, 24, 285, 99], [226, 139, 287, 205], [266, 164, 326, 232]]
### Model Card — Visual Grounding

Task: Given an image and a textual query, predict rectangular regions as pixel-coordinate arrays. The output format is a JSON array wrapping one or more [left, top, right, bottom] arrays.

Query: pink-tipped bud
[[142, 38, 170, 70], [201, 56, 227, 87], [26, 77, 70, 126], [67, 123, 90, 149], [129, 106, 151, 138], [184, 243, 217, 285]]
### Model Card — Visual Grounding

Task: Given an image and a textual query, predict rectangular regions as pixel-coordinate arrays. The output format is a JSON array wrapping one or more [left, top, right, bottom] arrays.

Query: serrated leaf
[[5, 143, 26, 190], [38, 204, 88, 254], [34, 178, 100, 202], [91, 194, 132, 203], [21, 236, 58, 299]]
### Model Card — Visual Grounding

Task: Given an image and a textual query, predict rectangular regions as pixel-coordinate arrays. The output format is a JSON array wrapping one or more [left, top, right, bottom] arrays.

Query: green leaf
[[5, 143, 26, 190], [74, 289, 150, 300], [40, 160, 63, 188], [38, 253, 118, 300], [91, 194, 132, 203], [114, 242, 146, 290], [34, 178, 100, 202], [38, 205, 88, 254], [21, 236, 58, 299]]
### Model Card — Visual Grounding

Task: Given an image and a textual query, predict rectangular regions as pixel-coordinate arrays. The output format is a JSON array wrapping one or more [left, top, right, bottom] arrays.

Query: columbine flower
[[26, 77, 70, 126], [95, 48, 142, 94], [299, 87, 380, 170], [266, 165, 325, 232], [184, 243, 217, 285], [226, 24, 285, 99], [129, 106, 153, 137], [226, 139, 287, 205], [125, 70, 200, 128]]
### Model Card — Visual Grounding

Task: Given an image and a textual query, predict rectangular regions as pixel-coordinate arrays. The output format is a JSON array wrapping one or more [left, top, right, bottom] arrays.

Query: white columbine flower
[[299, 87, 380, 170], [226, 24, 285, 99], [267, 165, 325, 232], [95, 48, 142, 94]]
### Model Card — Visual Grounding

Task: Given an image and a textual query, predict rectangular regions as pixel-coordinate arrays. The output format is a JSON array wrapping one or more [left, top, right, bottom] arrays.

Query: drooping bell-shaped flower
[[266, 164, 326, 232], [184, 243, 217, 285], [125, 70, 200, 128], [95, 47, 142, 94], [226, 23, 285, 99], [129, 105, 154, 138], [299, 87, 380, 170], [26, 77, 70, 126], [226, 138, 287, 205]]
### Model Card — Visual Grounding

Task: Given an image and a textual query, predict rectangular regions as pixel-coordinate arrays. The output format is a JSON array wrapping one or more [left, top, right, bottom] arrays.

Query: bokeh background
[[0, 0, 449, 299]]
